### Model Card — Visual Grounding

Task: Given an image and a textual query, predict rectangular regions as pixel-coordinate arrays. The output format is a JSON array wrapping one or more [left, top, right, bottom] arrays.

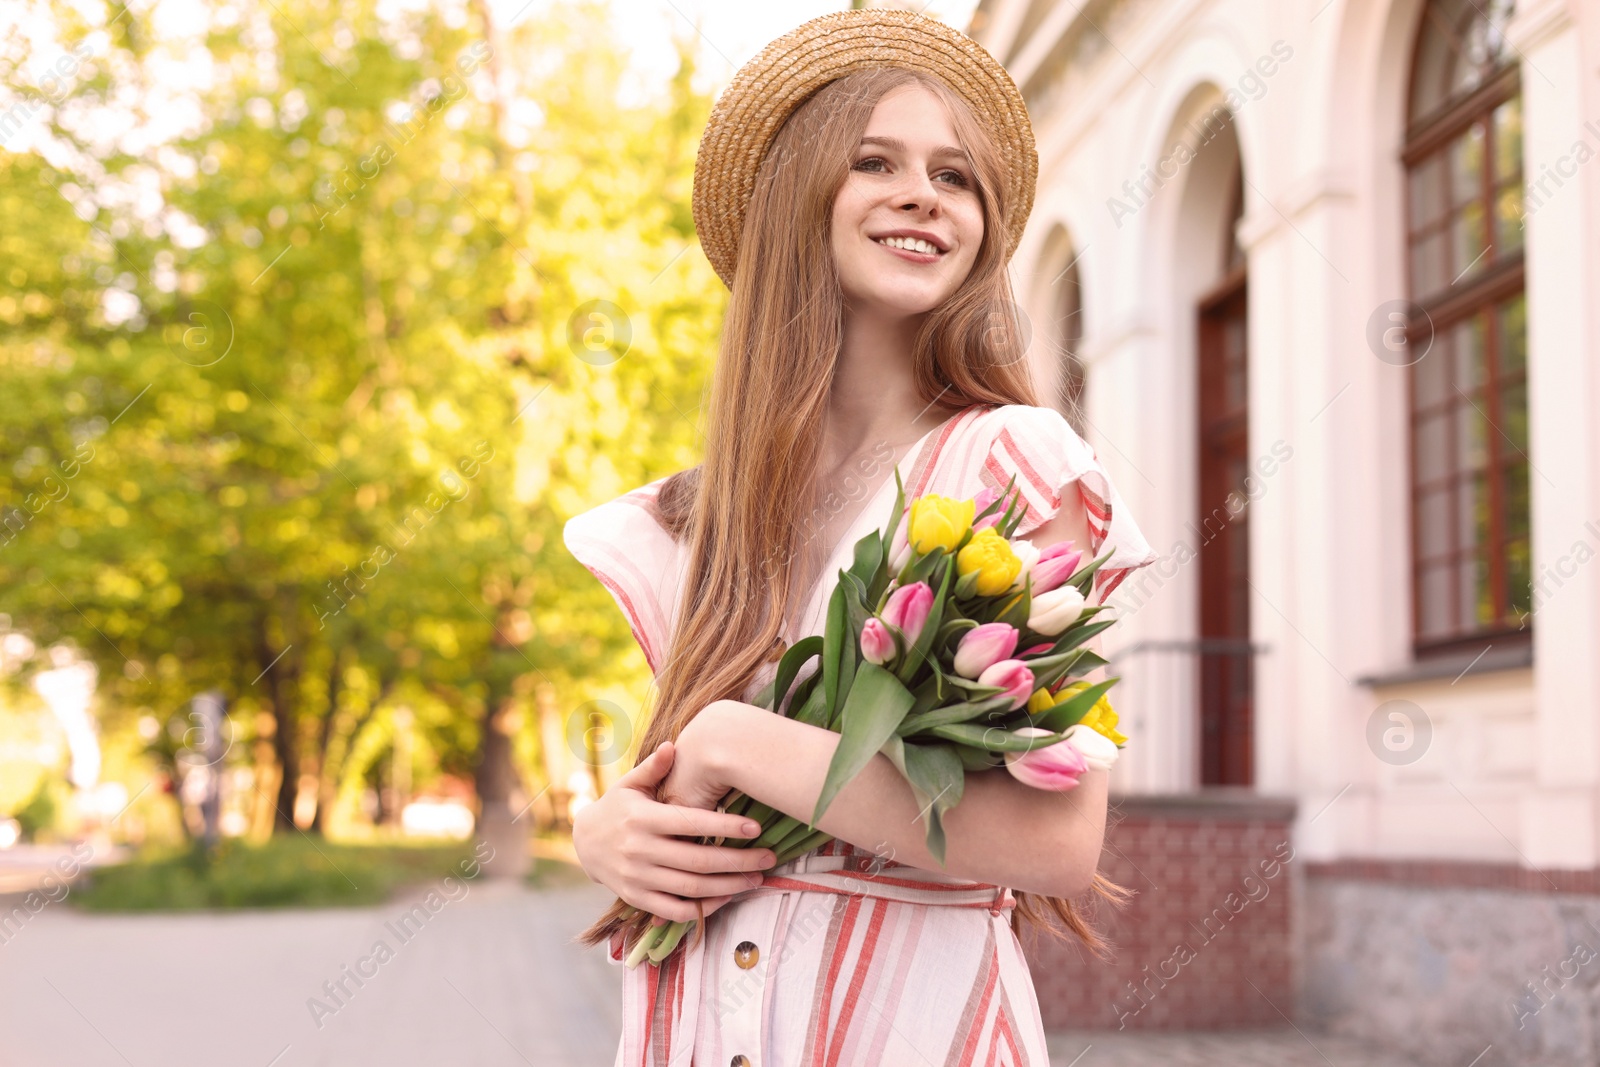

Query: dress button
[[734, 940, 759, 969], [731, 1056, 752, 1067]]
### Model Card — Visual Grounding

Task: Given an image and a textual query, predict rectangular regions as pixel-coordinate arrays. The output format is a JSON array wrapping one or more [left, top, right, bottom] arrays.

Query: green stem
[[772, 829, 833, 867], [751, 813, 801, 850], [771, 819, 817, 857], [625, 921, 668, 968], [647, 920, 693, 963]]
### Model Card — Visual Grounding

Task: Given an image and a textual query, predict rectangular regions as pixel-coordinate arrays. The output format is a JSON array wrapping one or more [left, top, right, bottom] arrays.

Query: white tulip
[[1028, 584, 1086, 635], [1063, 724, 1120, 772], [1007, 538, 1040, 591]]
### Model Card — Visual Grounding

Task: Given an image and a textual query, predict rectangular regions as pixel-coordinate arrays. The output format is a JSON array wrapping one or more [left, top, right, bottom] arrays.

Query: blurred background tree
[[0, 0, 722, 851]]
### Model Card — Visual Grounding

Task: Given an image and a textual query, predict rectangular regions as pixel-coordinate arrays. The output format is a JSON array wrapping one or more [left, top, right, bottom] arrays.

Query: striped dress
[[562, 403, 1158, 1067]]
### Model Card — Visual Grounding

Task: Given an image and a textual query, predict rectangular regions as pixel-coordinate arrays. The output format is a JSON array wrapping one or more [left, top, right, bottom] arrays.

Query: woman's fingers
[[637, 800, 764, 843], [644, 865, 766, 901], [649, 839, 776, 875], [622, 889, 713, 925], [615, 742, 675, 790]]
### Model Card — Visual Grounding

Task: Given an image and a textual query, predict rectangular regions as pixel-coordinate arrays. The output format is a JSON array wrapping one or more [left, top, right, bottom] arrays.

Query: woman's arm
[[668, 480, 1110, 899], [688, 700, 1107, 898]]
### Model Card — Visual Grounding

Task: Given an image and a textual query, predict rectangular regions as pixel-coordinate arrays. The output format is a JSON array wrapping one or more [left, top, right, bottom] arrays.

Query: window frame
[[1400, 5, 1530, 657]]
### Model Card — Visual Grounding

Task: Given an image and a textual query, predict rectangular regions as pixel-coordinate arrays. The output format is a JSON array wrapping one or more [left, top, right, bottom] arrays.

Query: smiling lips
[[872, 234, 947, 261]]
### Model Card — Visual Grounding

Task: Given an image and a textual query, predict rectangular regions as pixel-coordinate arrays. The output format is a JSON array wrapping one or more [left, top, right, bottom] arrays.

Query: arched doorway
[[1195, 163, 1252, 786]]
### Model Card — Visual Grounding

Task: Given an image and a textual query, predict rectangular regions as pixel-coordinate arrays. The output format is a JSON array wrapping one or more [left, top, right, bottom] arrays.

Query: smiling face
[[830, 83, 985, 319]]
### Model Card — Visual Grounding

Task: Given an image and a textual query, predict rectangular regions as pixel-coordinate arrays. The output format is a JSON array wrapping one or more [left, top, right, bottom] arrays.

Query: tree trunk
[[258, 621, 300, 833]]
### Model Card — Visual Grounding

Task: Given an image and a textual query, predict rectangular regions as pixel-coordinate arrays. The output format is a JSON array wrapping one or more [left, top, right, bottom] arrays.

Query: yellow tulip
[[908, 494, 974, 554], [955, 527, 1021, 596], [1045, 682, 1127, 745]]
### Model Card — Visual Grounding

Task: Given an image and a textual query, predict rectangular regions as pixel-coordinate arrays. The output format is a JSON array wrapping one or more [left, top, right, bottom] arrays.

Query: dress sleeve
[[561, 480, 680, 675], [980, 404, 1158, 601]]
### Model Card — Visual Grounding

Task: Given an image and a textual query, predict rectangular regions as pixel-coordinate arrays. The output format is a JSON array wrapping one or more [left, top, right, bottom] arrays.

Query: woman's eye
[[853, 157, 970, 187]]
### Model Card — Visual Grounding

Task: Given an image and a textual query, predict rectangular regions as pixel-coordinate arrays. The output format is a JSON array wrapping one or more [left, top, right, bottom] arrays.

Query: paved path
[[0, 878, 623, 1067], [0, 878, 1422, 1067], [1046, 1030, 1427, 1066]]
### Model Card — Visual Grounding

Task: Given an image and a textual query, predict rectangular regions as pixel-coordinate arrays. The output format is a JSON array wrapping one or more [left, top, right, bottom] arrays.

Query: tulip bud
[[1029, 541, 1083, 595], [1029, 584, 1086, 636], [953, 623, 1019, 678], [1063, 724, 1120, 772], [1007, 538, 1040, 591], [860, 617, 895, 666], [1004, 727, 1089, 791], [888, 509, 912, 573], [970, 487, 1002, 530], [977, 658, 1035, 709], [881, 581, 933, 647], [908, 495, 974, 554]]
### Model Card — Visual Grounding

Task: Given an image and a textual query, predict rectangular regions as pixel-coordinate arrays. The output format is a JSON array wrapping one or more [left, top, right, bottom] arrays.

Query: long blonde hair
[[578, 66, 1130, 961]]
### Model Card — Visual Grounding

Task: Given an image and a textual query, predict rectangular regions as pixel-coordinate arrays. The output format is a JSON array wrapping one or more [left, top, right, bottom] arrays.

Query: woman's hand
[[571, 734, 775, 929], [659, 700, 743, 812]]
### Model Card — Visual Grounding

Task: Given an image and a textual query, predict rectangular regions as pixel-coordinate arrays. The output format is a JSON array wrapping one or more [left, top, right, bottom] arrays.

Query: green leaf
[[1027, 648, 1109, 694], [811, 661, 917, 826], [955, 744, 1003, 770], [1030, 676, 1121, 732], [791, 683, 829, 727], [993, 571, 1033, 631], [901, 742, 964, 866], [927, 721, 1071, 752], [788, 667, 824, 723], [822, 583, 848, 724], [768, 635, 824, 714], [897, 692, 1014, 736], [953, 568, 982, 599], [1068, 548, 1116, 596], [848, 528, 884, 590]]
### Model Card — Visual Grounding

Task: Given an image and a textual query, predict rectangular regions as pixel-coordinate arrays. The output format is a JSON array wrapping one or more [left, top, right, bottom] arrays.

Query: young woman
[[562, 11, 1156, 1066]]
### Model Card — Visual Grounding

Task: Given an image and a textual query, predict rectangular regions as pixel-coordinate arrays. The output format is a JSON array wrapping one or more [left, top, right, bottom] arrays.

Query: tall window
[[1403, 0, 1529, 651], [1052, 248, 1088, 436]]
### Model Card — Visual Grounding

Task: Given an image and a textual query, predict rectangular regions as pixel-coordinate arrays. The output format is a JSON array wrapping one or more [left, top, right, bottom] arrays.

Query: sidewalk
[[0, 875, 1426, 1067], [1047, 1029, 1430, 1066]]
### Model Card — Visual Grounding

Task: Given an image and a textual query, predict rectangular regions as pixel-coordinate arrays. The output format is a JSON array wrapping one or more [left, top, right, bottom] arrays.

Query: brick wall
[[1022, 790, 1298, 1030]]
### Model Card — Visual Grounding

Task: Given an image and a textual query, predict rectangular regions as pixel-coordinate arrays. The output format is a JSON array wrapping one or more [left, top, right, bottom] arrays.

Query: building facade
[[964, 0, 1600, 1061]]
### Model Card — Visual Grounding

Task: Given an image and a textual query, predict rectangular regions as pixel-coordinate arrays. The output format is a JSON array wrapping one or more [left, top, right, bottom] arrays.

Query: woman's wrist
[[698, 699, 754, 794]]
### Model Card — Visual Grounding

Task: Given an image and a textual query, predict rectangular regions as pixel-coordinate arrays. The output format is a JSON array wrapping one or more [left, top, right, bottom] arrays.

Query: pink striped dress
[[562, 403, 1157, 1067]]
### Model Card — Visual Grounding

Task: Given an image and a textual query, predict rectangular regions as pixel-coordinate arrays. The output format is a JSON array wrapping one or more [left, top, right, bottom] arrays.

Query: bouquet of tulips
[[623, 471, 1132, 967]]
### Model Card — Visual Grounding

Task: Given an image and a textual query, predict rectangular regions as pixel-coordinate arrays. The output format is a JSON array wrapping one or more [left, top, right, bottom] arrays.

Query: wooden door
[[1196, 267, 1253, 786]]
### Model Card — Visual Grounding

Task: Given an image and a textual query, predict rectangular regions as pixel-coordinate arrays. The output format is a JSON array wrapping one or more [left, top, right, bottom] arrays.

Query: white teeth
[[874, 235, 941, 255]]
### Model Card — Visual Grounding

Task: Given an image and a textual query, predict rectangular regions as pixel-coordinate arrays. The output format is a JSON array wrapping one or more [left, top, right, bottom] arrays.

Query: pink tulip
[[1004, 727, 1090, 791], [971, 487, 1003, 530], [1020, 643, 1053, 657], [881, 581, 933, 647], [860, 618, 895, 665], [888, 509, 912, 573], [1029, 541, 1083, 594], [977, 658, 1035, 709], [953, 623, 1019, 678]]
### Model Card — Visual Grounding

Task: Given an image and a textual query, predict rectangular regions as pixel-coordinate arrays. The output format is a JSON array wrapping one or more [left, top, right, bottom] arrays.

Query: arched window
[[1403, 0, 1528, 651], [1052, 249, 1088, 436]]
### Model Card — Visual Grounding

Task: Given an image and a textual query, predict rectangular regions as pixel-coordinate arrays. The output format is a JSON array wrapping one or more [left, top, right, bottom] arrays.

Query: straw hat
[[691, 8, 1038, 290]]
